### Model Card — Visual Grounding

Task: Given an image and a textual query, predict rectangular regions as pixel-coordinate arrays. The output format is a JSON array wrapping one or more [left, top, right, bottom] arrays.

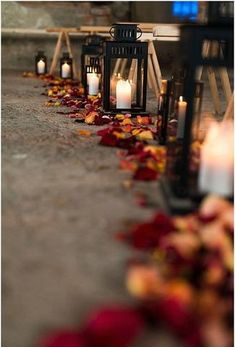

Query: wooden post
[[48, 28, 79, 77], [207, 66, 222, 115], [195, 41, 210, 80], [132, 59, 137, 85], [196, 40, 232, 114], [113, 58, 122, 75], [147, 63, 153, 90], [128, 59, 136, 81], [145, 40, 161, 98], [223, 93, 234, 121], [148, 40, 162, 92], [119, 58, 128, 77], [148, 56, 159, 98], [219, 67, 232, 104], [64, 31, 78, 78], [49, 31, 64, 75]]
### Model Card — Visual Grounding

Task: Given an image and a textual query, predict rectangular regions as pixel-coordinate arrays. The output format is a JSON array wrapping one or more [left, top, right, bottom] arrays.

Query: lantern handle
[[136, 27, 142, 39], [109, 26, 115, 39]]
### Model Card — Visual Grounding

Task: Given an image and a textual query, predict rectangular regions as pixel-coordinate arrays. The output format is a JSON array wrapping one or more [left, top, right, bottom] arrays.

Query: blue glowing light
[[172, 1, 198, 20]]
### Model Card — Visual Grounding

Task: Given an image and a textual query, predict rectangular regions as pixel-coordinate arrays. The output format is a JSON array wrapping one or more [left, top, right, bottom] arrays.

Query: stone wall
[[1, 1, 179, 73], [1, 1, 130, 28], [1, 1, 130, 72], [130, 2, 176, 23]]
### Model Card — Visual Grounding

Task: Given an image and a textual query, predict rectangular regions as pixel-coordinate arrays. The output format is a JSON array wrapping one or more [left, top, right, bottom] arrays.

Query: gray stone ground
[[2, 71, 179, 347]]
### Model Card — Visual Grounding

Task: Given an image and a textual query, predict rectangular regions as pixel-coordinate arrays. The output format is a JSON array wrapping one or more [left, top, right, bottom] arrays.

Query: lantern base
[[159, 177, 201, 215], [103, 110, 149, 118]]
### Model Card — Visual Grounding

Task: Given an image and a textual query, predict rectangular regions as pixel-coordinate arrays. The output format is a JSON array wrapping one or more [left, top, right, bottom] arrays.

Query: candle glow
[[88, 72, 99, 96], [177, 96, 187, 139], [116, 79, 131, 109], [37, 59, 45, 74], [199, 121, 234, 196], [61, 62, 71, 79]]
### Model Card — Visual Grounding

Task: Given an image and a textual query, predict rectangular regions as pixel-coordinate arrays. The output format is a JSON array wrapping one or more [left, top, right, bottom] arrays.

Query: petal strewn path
[[2, 71, 177, 347]]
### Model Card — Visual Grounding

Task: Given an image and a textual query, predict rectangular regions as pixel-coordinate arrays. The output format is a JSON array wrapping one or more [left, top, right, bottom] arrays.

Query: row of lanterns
[[35, 22, 233, 213], [35, 51, 73, 79], [35, 24, 148, 116]]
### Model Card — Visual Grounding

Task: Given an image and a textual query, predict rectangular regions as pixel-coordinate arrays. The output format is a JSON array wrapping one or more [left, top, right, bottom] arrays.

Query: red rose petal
[[133, 167, 158, 181], [152, 212, 174, 232], [129, 222, 160, 250], [157, 297, 195, 336], [97, 128, 111, 137], [99, 133, 118, 147], [39, 331, 86, 347], [128, 142, 145, 155], [83, 306, 144, 347], [94, 115, 112, 125], [183, 330, 203, 347]]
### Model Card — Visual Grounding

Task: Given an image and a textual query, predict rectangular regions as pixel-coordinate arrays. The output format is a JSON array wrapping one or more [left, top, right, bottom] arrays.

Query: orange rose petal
[[77, 130, 92, 137], [120, 159, 138, 172], [121, 118, 133, 126]]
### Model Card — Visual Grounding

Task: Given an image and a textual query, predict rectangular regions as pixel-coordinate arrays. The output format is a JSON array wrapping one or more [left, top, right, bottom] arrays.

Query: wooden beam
[[47, 28, 79, 33]]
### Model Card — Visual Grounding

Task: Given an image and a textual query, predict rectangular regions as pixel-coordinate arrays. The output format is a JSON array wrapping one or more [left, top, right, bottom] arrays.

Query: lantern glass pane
[[163, 24, 233, 203], [188, 62, 233, 195], [109, 57, 145, 110], [85, 54, 98, 65], [165, 64, 233, 196]]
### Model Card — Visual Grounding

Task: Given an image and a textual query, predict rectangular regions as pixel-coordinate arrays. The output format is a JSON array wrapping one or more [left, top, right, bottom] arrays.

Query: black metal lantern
[[84, 57, 101, 96], [60, 52, 73, 79], [157, 77, 179, 145], [161, 23, 233, 213], [35, 51, 47, 75], [81, 35, 104, 87], [157, 75, 204, 145], [103, 23, 148, 116]]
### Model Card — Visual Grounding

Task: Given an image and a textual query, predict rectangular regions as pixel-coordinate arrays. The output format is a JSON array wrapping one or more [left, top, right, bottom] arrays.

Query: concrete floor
[[2, 71, 179, 347]]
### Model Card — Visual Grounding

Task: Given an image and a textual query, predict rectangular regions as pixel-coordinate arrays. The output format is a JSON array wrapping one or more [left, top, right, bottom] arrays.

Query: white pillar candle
[[88, 73, 99, 96], [37, 59, 45, 74], [199, 121, 234, 196], [87, 69, 94, 86], [116, 79, 131, 109], [177, 96, 187, 139], [61, 62, 71, 78], [87, 73, 92, 86]]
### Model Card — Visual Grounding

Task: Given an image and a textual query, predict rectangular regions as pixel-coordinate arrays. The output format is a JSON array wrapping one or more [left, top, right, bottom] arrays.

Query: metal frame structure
[[103, 23, 148, 115], [162, 23, 233, 213], [35, 51, 47, 75], [81, 35, 104, 87], [60, 52, 73, 79], [84, 57, 101, 95]]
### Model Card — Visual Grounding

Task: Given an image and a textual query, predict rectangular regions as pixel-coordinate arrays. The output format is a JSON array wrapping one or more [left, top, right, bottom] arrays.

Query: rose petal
[[100, 133, 118, 147], [133, 167, 158, 181], [39, 331, 86, 347], [83, 306, 144, 347]]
